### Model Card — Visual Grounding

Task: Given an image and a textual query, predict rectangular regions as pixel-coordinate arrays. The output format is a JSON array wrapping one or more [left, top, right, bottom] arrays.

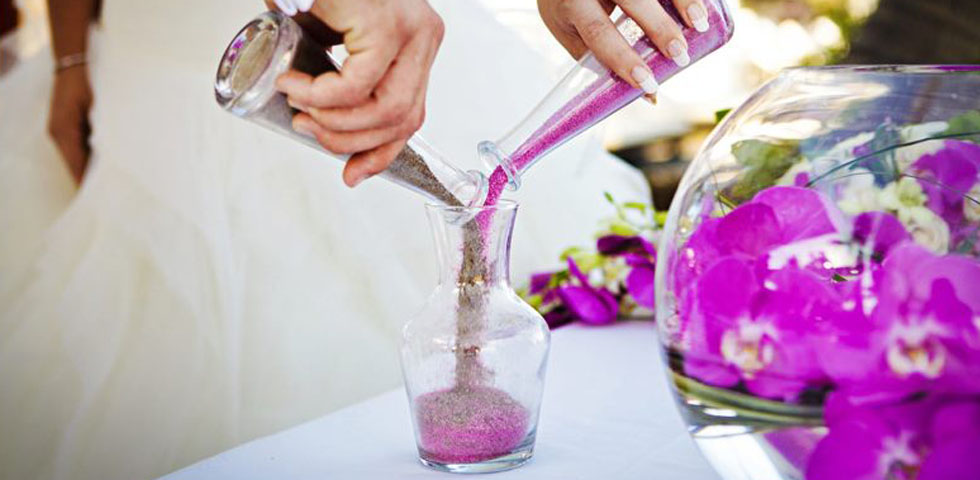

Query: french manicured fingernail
[[688, 3, 709, 33], [668, 39, 690, 67], [274, 0, 297, 15], [631, 66, 659, 95]]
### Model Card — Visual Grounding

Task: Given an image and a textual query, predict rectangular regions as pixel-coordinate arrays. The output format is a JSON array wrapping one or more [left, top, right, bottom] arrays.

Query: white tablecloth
[[162, 322, 720, 480]]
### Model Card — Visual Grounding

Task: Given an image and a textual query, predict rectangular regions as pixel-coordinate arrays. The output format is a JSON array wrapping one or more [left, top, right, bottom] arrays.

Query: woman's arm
[[46, 0, 100, 184]]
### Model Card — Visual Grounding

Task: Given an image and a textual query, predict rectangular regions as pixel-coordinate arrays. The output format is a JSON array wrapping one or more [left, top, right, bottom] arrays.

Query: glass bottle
[[401, 201, 550, 473], [478, 0, 735, 193], [214, 11, 486, 206]]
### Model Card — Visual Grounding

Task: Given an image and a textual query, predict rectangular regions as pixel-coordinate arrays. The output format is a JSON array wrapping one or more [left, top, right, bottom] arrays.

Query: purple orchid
[[809, 394, 980, 480], [528, 272, 553, 296], [909, 140, 980, 250], [852, 211, 912, 259], [555, 256, 618, 326], [920, 400, 980, 480], [669, 187, 862, 399], [597, 234, 657, 310], [673, 186, 842, 299], [596, 234, 656, 257], [525, 233, 657, 328], [910, 140, 980, 226], [817, 242, 980, 404], [624, 254, 655, 309], [683, 257, 837, 400], [809, 396, 934, 480]]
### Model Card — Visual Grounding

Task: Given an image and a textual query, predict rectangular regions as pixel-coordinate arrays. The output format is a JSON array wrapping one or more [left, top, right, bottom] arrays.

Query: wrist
[[54, 52, 87, 73]]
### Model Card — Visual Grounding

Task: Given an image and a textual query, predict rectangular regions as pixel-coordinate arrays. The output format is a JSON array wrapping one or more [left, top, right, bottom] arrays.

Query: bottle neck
[[402, 136, 488, 207]]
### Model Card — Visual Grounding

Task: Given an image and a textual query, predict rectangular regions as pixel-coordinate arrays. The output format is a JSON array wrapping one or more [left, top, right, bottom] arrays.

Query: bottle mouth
[[426, 199, 518, 225], [460, 170, 489, 208], [478, 140, 521, 191], [214, 11, 299, 115]]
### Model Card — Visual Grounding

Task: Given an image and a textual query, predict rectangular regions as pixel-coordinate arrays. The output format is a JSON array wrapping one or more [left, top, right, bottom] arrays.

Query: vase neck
[[426, 203, 517, 288]]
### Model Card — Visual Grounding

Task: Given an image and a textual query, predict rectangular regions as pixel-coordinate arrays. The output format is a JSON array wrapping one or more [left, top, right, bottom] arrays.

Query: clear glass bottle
[[401, 201, 550, 473], [214, 11, 486, 206], [478, 0, 735, 193]]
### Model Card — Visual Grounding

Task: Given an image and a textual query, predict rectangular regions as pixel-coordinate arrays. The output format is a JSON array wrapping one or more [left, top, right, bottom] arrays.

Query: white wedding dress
[[0, 1, 648, 479]]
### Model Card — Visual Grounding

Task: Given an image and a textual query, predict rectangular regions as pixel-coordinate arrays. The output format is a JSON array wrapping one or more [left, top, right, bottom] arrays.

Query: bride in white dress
[[0, 1, 648, 478]]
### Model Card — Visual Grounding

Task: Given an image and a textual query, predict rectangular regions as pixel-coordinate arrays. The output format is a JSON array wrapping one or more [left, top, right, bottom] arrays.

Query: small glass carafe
[[214, 11, 486, 206], [401, 201, 550, 473]]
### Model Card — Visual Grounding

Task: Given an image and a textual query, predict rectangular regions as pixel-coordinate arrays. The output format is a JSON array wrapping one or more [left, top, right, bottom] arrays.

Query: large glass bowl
[[655, 66, 980, 480]]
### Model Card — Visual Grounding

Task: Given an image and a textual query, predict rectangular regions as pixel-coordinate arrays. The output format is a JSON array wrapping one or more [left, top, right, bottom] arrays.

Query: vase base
[[669, 370, 827, 480], [417, 441, 535, 474]]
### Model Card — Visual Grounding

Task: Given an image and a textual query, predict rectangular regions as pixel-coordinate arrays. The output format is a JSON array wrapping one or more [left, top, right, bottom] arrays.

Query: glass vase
[[401, 201, 550, 474], [656, 66, 980, 480]]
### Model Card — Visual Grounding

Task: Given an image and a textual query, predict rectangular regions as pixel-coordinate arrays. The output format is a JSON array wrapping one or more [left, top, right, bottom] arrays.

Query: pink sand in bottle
[[416, 385, 529, 464], [483, 0, 733, 207]]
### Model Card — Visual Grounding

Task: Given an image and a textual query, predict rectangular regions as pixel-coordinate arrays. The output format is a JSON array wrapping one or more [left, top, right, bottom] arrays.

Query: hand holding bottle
[[537, 0, 710, 100], [269, 0, 445, 188]]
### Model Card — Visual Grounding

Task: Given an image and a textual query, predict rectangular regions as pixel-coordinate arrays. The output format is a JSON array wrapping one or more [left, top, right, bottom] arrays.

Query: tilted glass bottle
[[215, 11, 486, 206], [478, 0, 735, 193]]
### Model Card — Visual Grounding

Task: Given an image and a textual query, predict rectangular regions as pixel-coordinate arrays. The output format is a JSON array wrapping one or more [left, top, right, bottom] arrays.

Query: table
[[162, 322, 721, 480]]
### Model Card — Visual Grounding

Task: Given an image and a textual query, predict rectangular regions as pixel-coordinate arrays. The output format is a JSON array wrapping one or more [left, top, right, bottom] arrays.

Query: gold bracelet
[[55, 52, 87, 72]]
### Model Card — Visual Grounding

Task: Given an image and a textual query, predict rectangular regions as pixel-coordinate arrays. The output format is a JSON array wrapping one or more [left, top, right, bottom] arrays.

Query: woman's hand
[[48, 65, 93, 184], [537, 0, 710, 98], [271, 0, 444, 188]]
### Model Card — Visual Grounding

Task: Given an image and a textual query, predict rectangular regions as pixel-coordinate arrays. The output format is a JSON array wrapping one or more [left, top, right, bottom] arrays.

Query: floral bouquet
[[521, 193, 661, 328], [660, 102, 980, 479]]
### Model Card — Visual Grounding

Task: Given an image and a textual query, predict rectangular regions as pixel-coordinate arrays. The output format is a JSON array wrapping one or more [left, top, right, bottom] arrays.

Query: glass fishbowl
[[655, 66, 980, 480]]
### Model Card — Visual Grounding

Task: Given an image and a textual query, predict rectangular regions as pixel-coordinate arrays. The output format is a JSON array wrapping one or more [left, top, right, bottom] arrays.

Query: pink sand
[[415, 385, 529, 464]]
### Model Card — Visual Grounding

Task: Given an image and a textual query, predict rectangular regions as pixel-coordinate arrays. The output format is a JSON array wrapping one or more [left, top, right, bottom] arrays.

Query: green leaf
[[571, 252, 602, 273], [726, 139, 800, 203], [943, 110, 980, 144], [608, 219, 638, 236], [550, 270, 570, 286], [714, 108, 732, 124], [623, 201, 648, 213], [559, 246, 584, 260], [526, 294, 543, 310]]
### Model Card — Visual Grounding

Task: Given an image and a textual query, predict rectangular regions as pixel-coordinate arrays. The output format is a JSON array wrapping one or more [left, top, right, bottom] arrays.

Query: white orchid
[[898, 206, 951, 254], [878, 177, 927, 212], [965, 183, 980, 224], [837, 170, 884, 215]]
